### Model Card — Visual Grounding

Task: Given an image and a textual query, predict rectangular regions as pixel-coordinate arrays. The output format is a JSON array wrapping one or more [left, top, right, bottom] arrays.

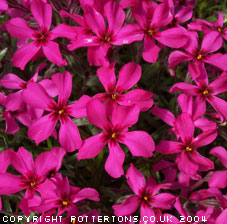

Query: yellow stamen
[[148, 30, 153, 36], [111, 93, 117, 100], [144, 196, 148, 201], [186, 146, 192, 152], [104, 36, 111, 42], [58, 109, 64, 115], [30, 181, 36, 187], [197, 54, 202, 60], [72, 220, 76, 224], [203, 90, 208, 95], [217, 27, 222, 32], [62, 200, 68, 206], [40, 35, 45, 40], [111, 133, 116, 138]]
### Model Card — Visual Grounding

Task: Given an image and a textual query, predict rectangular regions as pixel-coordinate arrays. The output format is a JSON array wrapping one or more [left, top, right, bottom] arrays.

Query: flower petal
[[23, 82, 54, 110], [30, 0, 52, 30], [201, 31, 222, 53], [68, 95, 91, 118], [72, 188, 99, 203], [42, 41, 67, 66], [209, 73, 227, 95], [12, 42, 40, 70], [151, 193, 175, 209], [175, 113, 194, 143], [77, 134, 106, 160], [210, 146, 227, 168], [122, 131, 154, 157], [86, 99, 108, 129], [105, 143, 125, 178], [152, 105, 175, 126], [52, 71, 72, 103], [169, 82, 198, 95], [59, 117, 82, 152], [116, 62, 141, 92], [104, 0, 125, 34], [209, 171, 227, 189], [126, 163, 146, 195], [6, 18, 34, 39], [156, 141, 182, 154], [0, 173, 24, 194], [28, 114, 57, 145], [113, 195, 139, 216], [168, 51, 191, 67], [142, 38, 160, 63]]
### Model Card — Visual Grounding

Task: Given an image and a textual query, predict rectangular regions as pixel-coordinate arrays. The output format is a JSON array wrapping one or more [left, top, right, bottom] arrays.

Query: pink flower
[[189, 13, 227, 43], [66, 0, 143, 66], [78, 100, 155, 178], [152, 94, 217, 135], [113, 164, 176, 222], [30, 174, 99, 215], [131, 1, 188, 63], [23, 71, 91, 152], [156, 113, 217, 175], [168, 31, 227, 71], [0, 147, 65, 199], [95, 62, 153, 111], [6, 0, 67, 70], [170, 67, 227, 122]]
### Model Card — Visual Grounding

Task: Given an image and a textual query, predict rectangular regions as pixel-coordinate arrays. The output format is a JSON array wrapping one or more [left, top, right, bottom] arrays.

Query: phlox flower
[[156, 113, 217, 175], [189, 13, 227, 44], [168, 31, 227, 71], [95, 62, 153, 112], [0, 0, 8, 14], [152, 93, 217, 136], [65, 0, 143, 66], [0, 147, 65, 199], [78, 100, 155, 178], [23, 71, 91, 152], [131, 1, 188, 63], [113, 164, 176, 223], [29, 174, 99, 215], [170, 67, 227, 122], [6, 0, 67, 70]]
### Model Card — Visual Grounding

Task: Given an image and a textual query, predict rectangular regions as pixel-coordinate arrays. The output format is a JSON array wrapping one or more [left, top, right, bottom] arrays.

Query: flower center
[[30, 181, 36, 187], [203, 90, 209, 96], [111, 132, 116, 138], [148, 29, 154, 36], [58, 109, 64, 115], [104, 36, 111, 42], [197, 54, 202, 60], [62, 200, 69, 206], [217, 27, 222, 32], [185, 146, 192, 152], [144, 196, 148, 201], [111, 93, 117, 100]]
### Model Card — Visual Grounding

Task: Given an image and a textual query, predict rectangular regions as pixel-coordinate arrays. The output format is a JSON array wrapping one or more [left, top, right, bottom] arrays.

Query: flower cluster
[[0, 0, 227, 223]]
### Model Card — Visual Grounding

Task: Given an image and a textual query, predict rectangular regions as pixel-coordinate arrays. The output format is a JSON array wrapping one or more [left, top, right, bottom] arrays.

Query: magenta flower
[[156, 113, 217, 175], [6, 0, 67, 70], [168, 31, 227, 71], [170, 67, 227, 122], [67, 0, 143, 66], [23, 71, 91, 152], [78, 99, 155, 178], [0, 147, 65, 199], [30, 174, 99, 215], [131, 1, 188, 63], [113, 164, 176, 221], [152, 94, 217, 135], [189, 13, 227, 44], [95, 62, 153, 111]]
